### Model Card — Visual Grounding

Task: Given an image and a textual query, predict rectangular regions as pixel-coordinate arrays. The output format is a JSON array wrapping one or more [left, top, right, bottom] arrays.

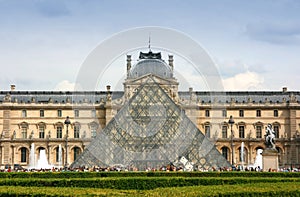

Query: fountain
[[36, 149, 53, 169], [28, 143, 36, 169], [253, 149, 263, 169], [58, 144, 62, 168], [241, 142, 244, 170], [28, 144, 53, 169]]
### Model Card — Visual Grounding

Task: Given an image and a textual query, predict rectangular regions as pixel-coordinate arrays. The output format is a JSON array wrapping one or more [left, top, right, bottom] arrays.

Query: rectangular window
[[74, 110, 79, 117], [256, 110, 261, 117], [91, 127, 97, 138], [40, 110, 44, 117], [239, 126, 245, 138], [74, 126, 80, 138], [256, 126, 262, 138], [39, 127, 45, 139], [239, 110, 244, 117], [57, 110, 62, 117], [205, 110, 210, 117], [21, 128, 27, 139], [222, 125, 227, 138], [205, 125, 210, 138], [222, 110, 227, 117], [274, 125, 279, 138], [91, 110, 96, 117], [22, 110, 27, 118], [56, 127, 62, 138], [274, 110, 278, 117]]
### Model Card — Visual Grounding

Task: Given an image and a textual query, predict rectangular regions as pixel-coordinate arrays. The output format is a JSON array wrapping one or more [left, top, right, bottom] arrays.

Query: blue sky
[[0, 0, 300, 91]]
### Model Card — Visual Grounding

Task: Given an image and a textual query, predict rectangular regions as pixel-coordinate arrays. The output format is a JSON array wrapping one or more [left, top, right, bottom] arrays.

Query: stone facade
[[0, 51, 299, 169]]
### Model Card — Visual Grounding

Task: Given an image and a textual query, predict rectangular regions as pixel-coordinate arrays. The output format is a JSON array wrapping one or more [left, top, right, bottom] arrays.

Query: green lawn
[[0, 172, 299, 196], [0, 182, 299, 196]]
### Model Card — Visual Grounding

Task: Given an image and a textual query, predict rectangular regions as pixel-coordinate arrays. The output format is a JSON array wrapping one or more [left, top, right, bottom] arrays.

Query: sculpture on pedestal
[[265, 124, 276, 149], [262, 124, 279, 171]]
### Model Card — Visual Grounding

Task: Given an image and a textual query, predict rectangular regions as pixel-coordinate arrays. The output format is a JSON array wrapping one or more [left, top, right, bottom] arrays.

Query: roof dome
[[129, 52, 173, 79]]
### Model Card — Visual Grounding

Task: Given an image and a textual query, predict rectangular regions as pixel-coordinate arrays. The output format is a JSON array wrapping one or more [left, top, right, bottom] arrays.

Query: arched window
[[73, 147, 81, 161], [221, 147, 229, 160], [21, 147, 27, 162]]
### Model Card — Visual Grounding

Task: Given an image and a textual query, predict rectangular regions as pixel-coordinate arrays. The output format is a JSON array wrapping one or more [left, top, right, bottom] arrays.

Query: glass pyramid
[[70, 77, 230, 170]]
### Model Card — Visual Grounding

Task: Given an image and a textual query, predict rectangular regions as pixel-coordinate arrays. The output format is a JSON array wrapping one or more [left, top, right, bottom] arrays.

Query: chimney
[[282, 87, 287, 92], [106, 85, 111, 101], [168, 54, 174, 70], [127, 54, 131, 77], [10, 85, 16, 91], [106, 85, 111, 92]]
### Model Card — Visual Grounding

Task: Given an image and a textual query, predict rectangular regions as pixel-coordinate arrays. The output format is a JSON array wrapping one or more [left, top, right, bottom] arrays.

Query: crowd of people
[[1, 164, 299, 173]]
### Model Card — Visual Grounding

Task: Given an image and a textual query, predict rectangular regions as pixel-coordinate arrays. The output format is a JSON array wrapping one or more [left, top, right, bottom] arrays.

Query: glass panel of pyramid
[[70, 77, 230, 170]]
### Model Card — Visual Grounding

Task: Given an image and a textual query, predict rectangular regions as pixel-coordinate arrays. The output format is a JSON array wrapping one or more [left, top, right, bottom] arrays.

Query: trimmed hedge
[[148, 182, 300, 197], [0, 182, 299, 196], [0, 171, 299, 179], [0, 177, 298, 190]]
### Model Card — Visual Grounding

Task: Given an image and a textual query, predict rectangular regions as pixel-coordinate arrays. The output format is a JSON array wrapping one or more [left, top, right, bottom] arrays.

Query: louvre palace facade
[[0, 50, 300, 170]]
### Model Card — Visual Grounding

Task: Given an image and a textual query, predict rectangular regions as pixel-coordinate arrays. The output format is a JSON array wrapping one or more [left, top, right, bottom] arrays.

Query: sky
[[0, 0, 300, 91]]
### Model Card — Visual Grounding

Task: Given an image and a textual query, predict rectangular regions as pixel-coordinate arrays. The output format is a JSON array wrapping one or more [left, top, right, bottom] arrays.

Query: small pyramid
[[71, 76, 230, 170]]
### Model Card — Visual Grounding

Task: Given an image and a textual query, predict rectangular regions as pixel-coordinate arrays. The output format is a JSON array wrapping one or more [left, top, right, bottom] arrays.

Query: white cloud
[[222, 71, 264, 91], [54, 80, 76, 91]]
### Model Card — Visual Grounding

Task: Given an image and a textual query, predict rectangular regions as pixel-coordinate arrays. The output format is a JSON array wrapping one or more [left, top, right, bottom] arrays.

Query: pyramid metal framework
[[70, 77, 230, 170]]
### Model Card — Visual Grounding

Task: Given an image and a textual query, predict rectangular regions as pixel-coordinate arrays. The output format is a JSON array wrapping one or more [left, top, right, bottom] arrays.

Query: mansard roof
[[179, 91, 300, 104], [0, 91, 123, 104], [0, 90, 299, 104]]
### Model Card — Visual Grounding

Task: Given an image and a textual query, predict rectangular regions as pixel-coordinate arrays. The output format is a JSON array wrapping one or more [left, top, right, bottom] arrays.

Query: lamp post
[[228, 115, 235, 166], [64, 116, 71, 169]]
